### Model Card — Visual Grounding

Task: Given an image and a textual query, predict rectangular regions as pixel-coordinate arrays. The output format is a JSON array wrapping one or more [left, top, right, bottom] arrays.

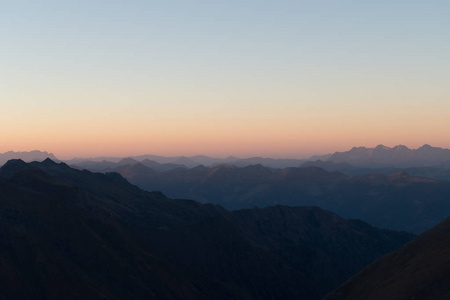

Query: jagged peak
[[375, 144, 391, 151], [42, 157, 58, 164]]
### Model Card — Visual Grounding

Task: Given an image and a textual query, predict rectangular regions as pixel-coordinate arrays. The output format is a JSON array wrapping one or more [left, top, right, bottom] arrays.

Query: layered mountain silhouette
[[68, 155, 307, 169], [65, 144, 450, 169], [71, 158, 187, 172], [5, 145, 449, 171], [325, 215, 450, 300], [101, 163, 450, 233], [0, 150, 58, 166], [0, 159, 413, 299]]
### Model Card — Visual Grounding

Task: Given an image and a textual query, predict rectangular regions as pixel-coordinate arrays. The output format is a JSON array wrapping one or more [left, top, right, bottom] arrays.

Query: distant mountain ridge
[[66, 144, 450, 169], [67, 155, 307, 169], [4, 144, 450, 170], [0, 150, 58, 166], [327, 144, 450, 167]]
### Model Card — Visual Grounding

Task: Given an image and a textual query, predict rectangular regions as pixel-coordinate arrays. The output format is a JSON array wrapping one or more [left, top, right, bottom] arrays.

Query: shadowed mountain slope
[[325, 216, 450, 300], [0, 159, 413, 300]]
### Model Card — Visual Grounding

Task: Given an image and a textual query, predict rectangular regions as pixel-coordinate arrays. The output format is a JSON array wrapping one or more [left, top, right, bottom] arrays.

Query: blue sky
[[1, 1, 449, 158]]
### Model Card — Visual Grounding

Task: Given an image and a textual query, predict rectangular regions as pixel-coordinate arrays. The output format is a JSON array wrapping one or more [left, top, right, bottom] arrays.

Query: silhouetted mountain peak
[[36, 158, 71, 171], [0, 159, 31, 178], [42, 157, 58, 165], [374, 144, 391, 151], [420, 143, 433, 149], [350, 146, 369, 151], [1, 158, 27, 168]]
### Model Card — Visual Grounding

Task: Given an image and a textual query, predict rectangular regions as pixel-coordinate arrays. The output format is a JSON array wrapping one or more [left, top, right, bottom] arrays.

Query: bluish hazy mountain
[[103, 163, 450, 234]]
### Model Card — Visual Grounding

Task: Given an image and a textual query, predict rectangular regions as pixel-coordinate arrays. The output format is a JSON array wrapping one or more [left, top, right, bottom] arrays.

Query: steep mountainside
[[0, 159, 413, 300], [325, 216, 450, 300]]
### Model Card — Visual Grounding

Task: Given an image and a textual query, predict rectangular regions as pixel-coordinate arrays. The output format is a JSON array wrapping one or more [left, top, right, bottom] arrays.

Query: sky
[[1, 0, 449, 159]]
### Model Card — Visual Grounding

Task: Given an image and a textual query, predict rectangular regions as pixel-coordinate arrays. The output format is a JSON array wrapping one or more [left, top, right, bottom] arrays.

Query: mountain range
[[4, 144, 450, 170], [0, 159, 414, 299], [0, 150, 58, 166], [102, 162, 450, 234], [67, 155, 308, 169], [66, 144, 450, 169]]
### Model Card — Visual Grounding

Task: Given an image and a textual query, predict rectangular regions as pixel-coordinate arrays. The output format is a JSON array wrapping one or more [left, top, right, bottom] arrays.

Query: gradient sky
[[1, 1, 449, 159]]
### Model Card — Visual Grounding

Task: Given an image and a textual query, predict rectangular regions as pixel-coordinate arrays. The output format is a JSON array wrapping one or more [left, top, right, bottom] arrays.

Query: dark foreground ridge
[[0, 159, 414, 299], [325, 216, 450, 300]]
